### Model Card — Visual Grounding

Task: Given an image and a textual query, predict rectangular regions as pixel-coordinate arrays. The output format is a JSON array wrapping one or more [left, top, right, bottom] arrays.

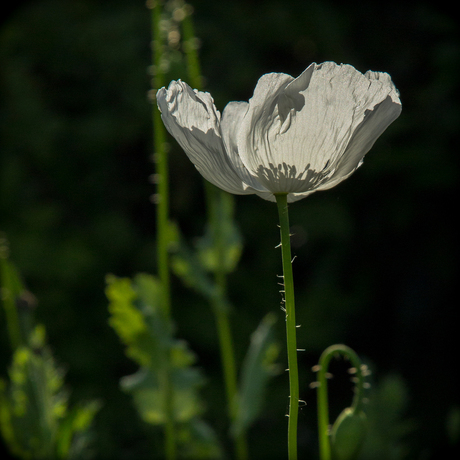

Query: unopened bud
[[330, 407, 366, 460]]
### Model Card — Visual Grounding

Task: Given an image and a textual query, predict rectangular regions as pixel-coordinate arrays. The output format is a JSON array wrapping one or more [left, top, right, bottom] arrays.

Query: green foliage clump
[[106, 273, 222, 458], [0, 326, 100, 460]]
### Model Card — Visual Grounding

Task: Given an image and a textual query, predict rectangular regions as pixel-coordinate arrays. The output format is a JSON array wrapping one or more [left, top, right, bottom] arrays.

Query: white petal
[[315, 88, 402, 192], [236, 62, 401, 195], [156, 81, 253, 196], [235, 72, 296, 192], [221, 101, 274, 201]]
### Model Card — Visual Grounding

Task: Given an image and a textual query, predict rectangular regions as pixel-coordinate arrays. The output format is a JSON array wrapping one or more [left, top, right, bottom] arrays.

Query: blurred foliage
[[232, 313, 279, 438], [0, 248, 99, 459], [359, 375, 415, 460], [170, 190, 242, 301], [0, 326, 100, 460], [106, 273, 222, 458], [1, 0, 459, 458]]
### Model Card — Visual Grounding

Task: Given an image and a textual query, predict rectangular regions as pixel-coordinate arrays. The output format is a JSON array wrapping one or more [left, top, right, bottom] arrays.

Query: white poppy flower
[[156, 62, 401, 203]]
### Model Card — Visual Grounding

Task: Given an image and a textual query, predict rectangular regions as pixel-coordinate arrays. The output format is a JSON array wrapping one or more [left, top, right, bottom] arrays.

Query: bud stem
[[316, 344, 366, 460]]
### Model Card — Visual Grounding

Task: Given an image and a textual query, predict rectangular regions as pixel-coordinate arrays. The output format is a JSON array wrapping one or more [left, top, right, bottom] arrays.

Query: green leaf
[[232, 313, 279, 437], [107, 273, 208, 425], [171, 191, 242, 299], [106, 275, 154, 367], [105, 273, 171, 367], [4, 332, 65, 458], [0, 325, 99, 460], [177, 418, 223, 459], [170, 240, 217, 300], [56, 400, 101, 459], [121, 366, 204, 425], [358, 375, 416, 460]]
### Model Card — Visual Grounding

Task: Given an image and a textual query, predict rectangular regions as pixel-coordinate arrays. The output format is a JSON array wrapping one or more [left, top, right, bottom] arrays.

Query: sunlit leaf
[[107, 273, 209, 426], [121, 366, 204, 425], [106, 275, 155, 367], [56, 400, 101, 459]]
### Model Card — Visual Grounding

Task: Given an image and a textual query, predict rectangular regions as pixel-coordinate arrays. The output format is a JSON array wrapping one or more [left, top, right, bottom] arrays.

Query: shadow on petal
[[256, 162, 330, 194]]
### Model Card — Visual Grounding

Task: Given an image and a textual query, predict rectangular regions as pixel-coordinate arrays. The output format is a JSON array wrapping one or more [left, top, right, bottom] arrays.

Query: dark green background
[[1, 0, 458, 458]]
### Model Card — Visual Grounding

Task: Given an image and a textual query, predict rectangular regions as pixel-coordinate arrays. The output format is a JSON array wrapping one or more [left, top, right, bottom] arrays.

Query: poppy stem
[[275, 193, 299, 460]]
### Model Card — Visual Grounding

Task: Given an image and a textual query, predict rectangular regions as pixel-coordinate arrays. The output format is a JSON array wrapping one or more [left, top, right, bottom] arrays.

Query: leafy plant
[[0, 244, 100, 460]]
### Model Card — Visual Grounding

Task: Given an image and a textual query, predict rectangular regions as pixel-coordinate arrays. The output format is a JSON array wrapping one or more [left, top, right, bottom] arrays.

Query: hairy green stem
[[180, 4, 203, 90], [316, 344, 365, 460], [275, 193, 299, 460], [151, 1, 171, 315], [150, 2, 175, 459]]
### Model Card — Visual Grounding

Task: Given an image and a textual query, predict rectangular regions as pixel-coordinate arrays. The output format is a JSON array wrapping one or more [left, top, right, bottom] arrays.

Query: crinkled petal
[[221, 101, 274, 201], [156, 81, 254, 196], [235, 72, 296, 192], [236, 62, 401, 195], [315, 73, 402, 191], [158, 63, 401, 204]]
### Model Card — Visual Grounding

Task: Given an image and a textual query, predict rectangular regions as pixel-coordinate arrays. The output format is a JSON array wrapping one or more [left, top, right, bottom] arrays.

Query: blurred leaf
[[359, 375, 415, 460], [171, 239, 217, 300], [56, 400, 101, 460], [170, 193, 242, 302], [106, 275, 158, 367], [107, 273, 204, 424], [177, 418, 223, 459], [232, 313, 280, 437], [120, 366, 203, 425], [165, 220, 181, 253], [0, 325, 99, 459], [196, 191, 243, 275], [0, 328, 64, 458], [106, 273, 220, 457]]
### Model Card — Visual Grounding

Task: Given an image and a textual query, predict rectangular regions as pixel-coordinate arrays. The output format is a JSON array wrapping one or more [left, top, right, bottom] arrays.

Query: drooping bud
[[330, 407, 367, 460]]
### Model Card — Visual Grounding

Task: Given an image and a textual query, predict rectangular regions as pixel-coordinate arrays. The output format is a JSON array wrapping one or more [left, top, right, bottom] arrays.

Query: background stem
[[275, 194, 299, 460], [150, 2, 175, 459], [151, 1, 171, 315], [180, 10, 248, 458], [207, 185, 248, 460], [317, 352, 332, 460]]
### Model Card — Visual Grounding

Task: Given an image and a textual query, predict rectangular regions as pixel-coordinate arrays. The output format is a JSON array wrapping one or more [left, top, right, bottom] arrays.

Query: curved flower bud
[[157, 62, 401, 203], [330, 407, 367, 460]]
